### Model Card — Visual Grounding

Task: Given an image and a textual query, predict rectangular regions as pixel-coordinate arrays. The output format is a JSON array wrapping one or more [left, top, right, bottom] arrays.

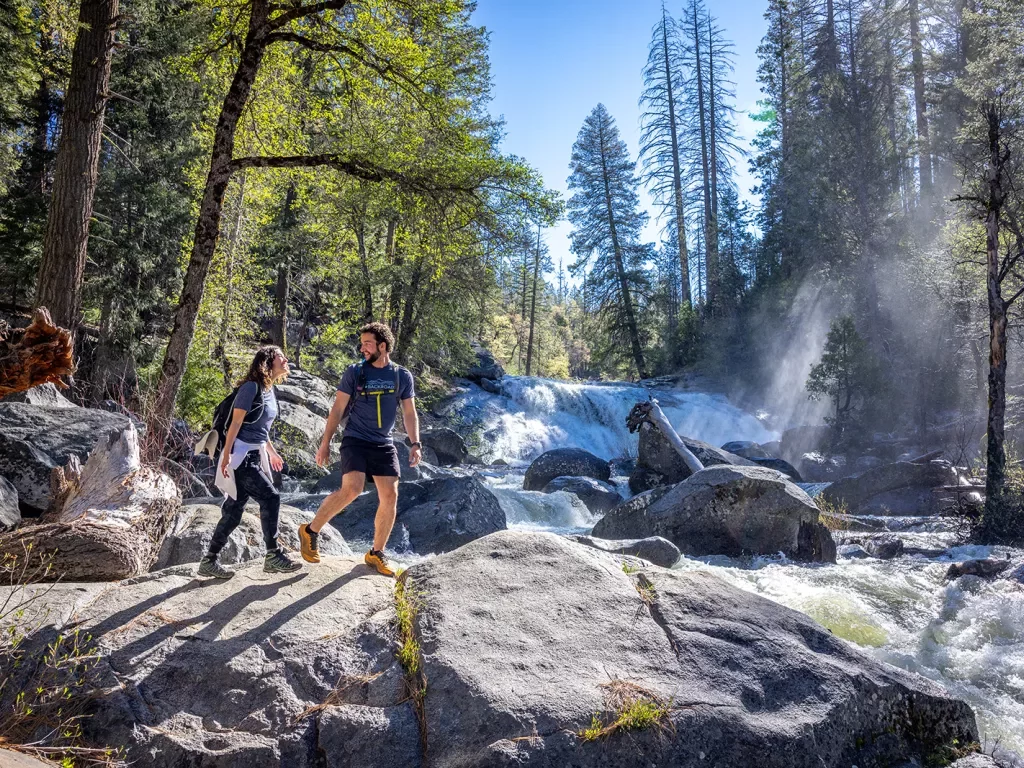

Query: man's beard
[[364, 350, 380, 363]]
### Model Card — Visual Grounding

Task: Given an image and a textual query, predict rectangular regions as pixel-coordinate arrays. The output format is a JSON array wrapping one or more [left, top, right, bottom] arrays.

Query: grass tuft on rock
[[579, 681, 672, 742], [393, 570, 428, 758]]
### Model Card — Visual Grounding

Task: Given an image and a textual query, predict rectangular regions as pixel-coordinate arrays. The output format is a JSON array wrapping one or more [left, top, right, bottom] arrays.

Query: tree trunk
[[355, 219, 374, 321], [0, 427, 180, 582], [908, 0, 932, 204], [525, 223, 541, 376], [691, 2, 716, 310], [151, 0, 270, 446], [598, 125, 648, 380], [34, 0, 119, 334], [660, 6, 691, 311], [273, 260, 290, 348], [984, 107, 1007, 524]]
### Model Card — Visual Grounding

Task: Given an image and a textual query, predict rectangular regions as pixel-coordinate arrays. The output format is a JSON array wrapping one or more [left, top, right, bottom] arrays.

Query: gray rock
[[863, 534, 904, 560], [0, 474, 19, 530], [466, 342, 504, 382], [628, 466, 665, 494], [796, 451, 848, 482], [632, 421, 755, 488], [568, 534, 680, 567], [854, 455, 885, 473], [601, 485, 671, 527], [721, 440, 773, 459], [1, 382, 77, 408], [854, 486, 940, 516], [542, 475, 622, 515], [523, 448, 610, 491], [837, 543, 871, 559], [594, 464, 837, 562], [282, 368, 334, 400], [945, 557, 1012, 580], [780, 424, 832, 462], [747, 456, 803, 482], [421, 427, 469, 465], [821, 461, 957, 513], [275, 383, 332, 418], [40, 559, 412, 766], [950, 755, 1000, 768], [0, 748, 59, 767], [325, 476, 506, 553], [478, 377, 501, 394], [154, 503, 352, 569], [0, 403, 130, 513], [271, 401, 334, 480], [404, 530, 976, 767]]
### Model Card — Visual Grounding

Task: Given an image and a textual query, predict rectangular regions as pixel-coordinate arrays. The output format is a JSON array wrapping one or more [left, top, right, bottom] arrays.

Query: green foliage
[[806, 316, 883, 446], [578, 681, 672, 742], [175, 344, 228, 431]]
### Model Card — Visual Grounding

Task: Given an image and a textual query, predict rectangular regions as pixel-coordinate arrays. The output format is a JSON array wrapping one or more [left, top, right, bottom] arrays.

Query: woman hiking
[[198, 345, 302, 578]]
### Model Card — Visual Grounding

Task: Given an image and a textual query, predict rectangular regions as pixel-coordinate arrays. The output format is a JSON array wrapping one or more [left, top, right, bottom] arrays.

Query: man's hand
[[409, 445, 422, 467], [315, 442, 331, 468]]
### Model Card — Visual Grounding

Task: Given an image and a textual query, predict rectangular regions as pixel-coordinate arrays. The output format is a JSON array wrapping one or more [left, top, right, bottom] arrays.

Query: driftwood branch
[[0, 308, 75, 398], [626, 400, 704, 475]]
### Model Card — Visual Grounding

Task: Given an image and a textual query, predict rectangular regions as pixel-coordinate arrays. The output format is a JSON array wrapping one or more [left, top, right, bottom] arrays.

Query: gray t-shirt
[[231, 381, 278, 444], [338, 362, 415, 445]]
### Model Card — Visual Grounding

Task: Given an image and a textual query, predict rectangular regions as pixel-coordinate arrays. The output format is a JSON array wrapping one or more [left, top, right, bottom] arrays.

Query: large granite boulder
[[421, 428, 469, 466], [312, 476, 506, 554], [283, 368, 335, 399], [405, 531, 975, 767], [542, 475, 622, 515], [0, 474, 19, 530], [820, 461, 957, 514], [630, 421, 755, 490], [275, 383, 332, 418], [523, 448, 610, 491], [154, 502, 352, 569], [0, 382, 77, 408], [466, 342, 504, 383], [747, 456, 803, 482], [270, 401, 336, 480], [594, 464, 837, 563], [0, 532, 980, 767], [0, 402, 131, 513]]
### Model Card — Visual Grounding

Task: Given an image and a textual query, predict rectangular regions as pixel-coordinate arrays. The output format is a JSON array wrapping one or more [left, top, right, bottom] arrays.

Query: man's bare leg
[[310, 471, 365, 533], [371, 475, 399, 552]]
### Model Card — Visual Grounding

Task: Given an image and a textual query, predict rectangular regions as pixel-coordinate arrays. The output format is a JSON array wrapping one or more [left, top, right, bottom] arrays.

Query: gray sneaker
[[198, 554, 233, 579], [264, 549, 302, 573]]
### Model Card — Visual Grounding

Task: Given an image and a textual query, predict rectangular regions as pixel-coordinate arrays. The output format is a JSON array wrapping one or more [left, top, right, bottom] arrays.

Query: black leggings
[[208, 451, 280, 555]]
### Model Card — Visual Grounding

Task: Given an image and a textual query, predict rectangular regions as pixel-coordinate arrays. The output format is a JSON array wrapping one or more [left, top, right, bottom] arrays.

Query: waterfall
[[441, 375, 778, 464]]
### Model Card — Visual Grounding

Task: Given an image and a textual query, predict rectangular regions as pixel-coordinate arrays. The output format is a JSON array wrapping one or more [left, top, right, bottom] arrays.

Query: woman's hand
[[269, 452, 284, 473], [220, 453, 231, 478]]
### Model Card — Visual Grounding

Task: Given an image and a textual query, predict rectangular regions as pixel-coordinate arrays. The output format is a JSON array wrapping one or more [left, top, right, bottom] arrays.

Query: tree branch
[[267, 0, 349, 29]]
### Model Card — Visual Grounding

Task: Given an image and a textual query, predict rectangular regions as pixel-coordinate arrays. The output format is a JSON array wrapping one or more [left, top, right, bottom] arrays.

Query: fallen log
[[0, 308, 75, 398], [626, 400, 704, 475], [0, 427, 180, 581]]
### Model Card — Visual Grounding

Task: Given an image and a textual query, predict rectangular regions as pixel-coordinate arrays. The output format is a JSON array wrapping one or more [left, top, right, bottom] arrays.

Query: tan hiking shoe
[[298, 523, 321, 563], [365, 549, 395, 577]]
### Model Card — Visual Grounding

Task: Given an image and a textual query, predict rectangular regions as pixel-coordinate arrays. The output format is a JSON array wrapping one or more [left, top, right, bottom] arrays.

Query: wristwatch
[[410, 441, 422, 448]]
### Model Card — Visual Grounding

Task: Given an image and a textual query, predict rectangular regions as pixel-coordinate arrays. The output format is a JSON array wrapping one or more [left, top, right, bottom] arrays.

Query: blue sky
[[471, 0, 768, 278]]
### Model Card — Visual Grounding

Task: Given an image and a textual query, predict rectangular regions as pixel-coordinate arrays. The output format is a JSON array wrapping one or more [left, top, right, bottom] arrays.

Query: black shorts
[[340, 436, 400, 478]]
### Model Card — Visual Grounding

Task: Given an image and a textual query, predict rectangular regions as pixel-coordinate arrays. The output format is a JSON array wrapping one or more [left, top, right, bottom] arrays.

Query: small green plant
[[578, 681, 672, 742], [621, 561, 641, 575], [393, 573, 428, 757]]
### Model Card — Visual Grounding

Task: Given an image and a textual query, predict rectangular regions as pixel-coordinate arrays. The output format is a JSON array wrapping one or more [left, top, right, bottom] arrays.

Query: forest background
[[1, 0, 1023, 535]]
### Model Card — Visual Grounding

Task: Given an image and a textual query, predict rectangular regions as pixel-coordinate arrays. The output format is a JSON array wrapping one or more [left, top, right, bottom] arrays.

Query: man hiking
[[298, 322, 421, 576]]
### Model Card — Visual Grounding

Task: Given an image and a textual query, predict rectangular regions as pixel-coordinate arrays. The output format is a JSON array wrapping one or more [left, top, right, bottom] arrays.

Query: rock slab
[[523, 448, 610, 491], [594, 464, 837, 562]]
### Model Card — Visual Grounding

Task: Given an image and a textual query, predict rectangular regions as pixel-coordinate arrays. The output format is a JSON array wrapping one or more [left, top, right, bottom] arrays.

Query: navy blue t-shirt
[[338, 362, 415, 445], [231, 381, 278, 444]]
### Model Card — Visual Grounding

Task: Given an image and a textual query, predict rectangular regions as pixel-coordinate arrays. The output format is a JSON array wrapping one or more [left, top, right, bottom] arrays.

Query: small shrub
[[578, 681, 673, 742], [816, 496, 851, 532]]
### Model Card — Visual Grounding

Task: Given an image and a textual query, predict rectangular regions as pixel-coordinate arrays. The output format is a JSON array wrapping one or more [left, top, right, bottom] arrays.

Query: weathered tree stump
[[626, 400, 704, 475], [0, 308, 75, 398], [0, 427, 180, 581]]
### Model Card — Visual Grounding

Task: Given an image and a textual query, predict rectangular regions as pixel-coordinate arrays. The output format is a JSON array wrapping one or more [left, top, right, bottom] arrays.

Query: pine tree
[[567, 104, 652, 379]]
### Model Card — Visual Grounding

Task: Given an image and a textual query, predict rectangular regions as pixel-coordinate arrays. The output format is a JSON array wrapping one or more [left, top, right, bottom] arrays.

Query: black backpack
[[211, 385, 265, 454]]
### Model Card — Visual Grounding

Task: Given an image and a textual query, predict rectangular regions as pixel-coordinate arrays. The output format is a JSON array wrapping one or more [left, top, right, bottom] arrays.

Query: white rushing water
[[441, 376, 777, 464], [433, 375, 1024, 754]]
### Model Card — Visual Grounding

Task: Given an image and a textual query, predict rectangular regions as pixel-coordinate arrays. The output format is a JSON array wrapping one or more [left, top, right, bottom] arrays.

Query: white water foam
[[444, 376, 778, 464]]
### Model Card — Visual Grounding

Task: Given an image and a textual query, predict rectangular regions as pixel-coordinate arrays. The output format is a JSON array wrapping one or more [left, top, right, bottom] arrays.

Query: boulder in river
[[862, 534, 904, 560], [594, 464, 837, 563], [0, 530, 978, 767], [630, 420, 755, 490], [945, 558, 1012, 580], [820, 460, 957, 515], [0, 402, 131, 513], [421, 427, 469, 465], [567, 533, 680, 567], [542, 475, 622, 515], [523, 447, 610, 491]]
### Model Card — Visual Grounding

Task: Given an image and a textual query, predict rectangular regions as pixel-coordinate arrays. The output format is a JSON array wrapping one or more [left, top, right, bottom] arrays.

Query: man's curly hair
[[359, 322, 396, 353]]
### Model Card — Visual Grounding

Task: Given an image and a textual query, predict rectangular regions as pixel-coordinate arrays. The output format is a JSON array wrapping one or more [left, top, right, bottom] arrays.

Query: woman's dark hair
[[359, 322, 396, 353], [238, 345, 285, 390]]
